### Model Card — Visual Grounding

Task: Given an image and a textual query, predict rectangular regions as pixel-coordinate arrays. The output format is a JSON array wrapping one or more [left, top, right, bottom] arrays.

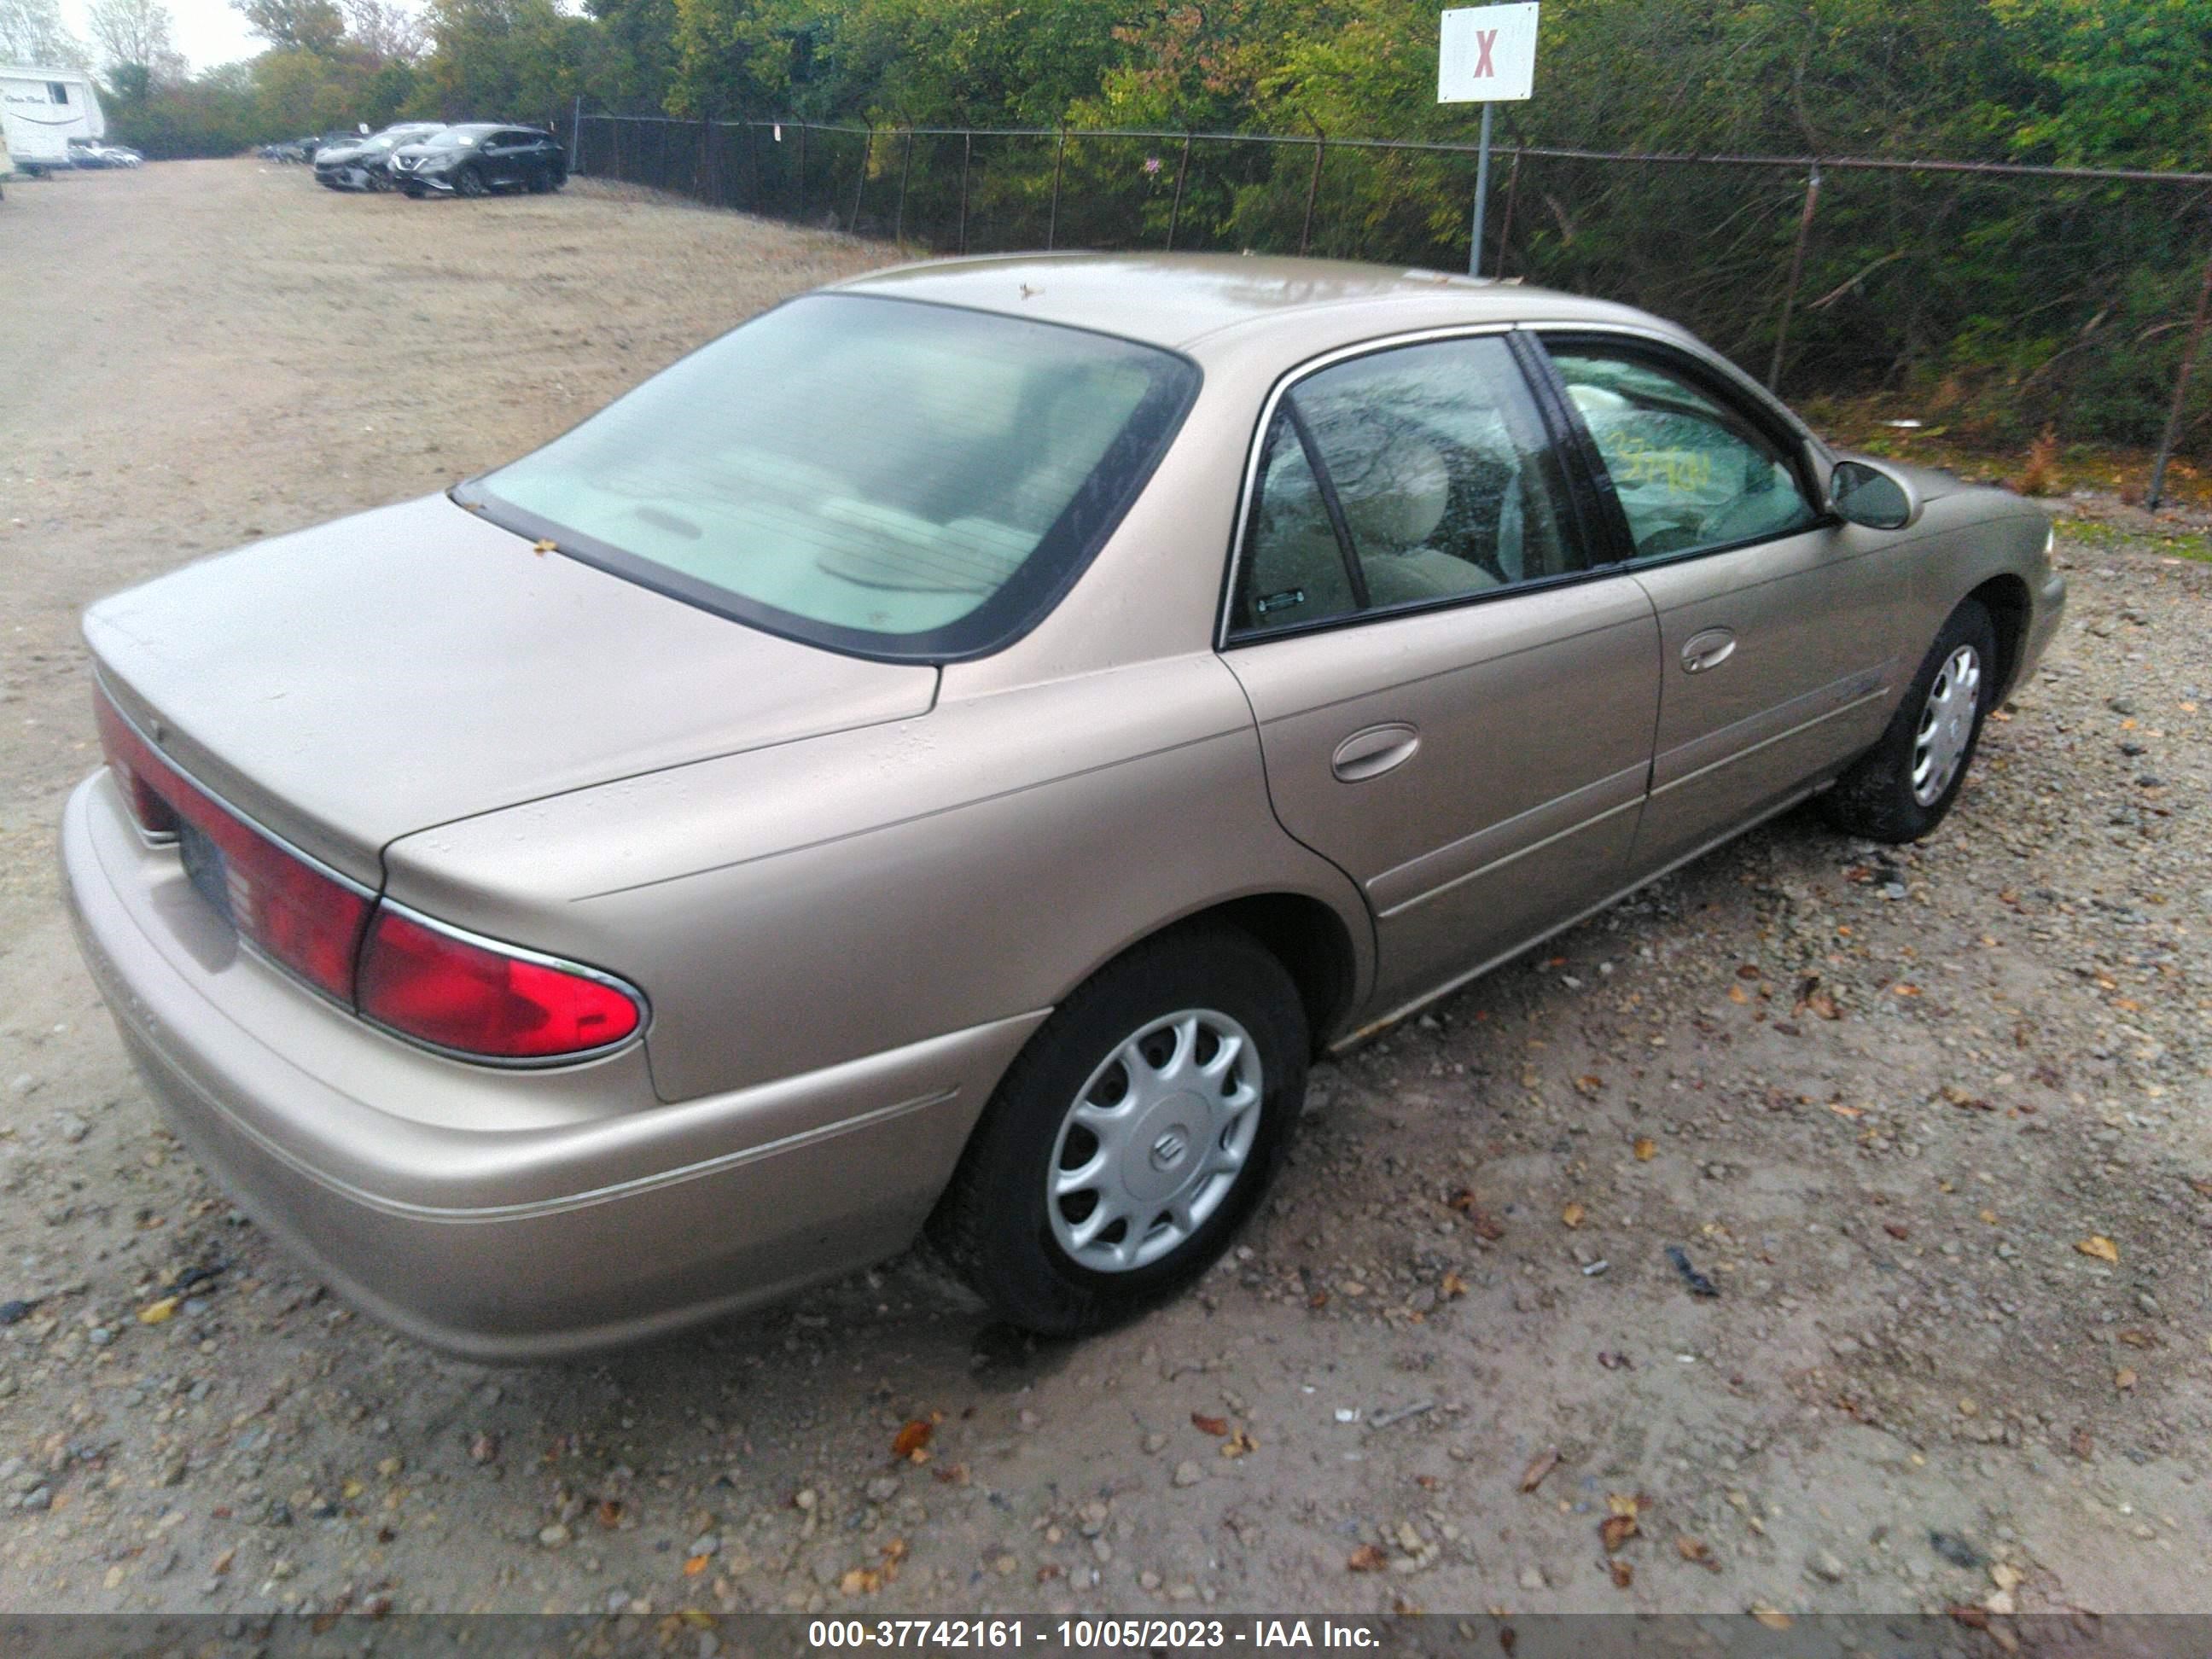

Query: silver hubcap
[[1047, 1009, 1263, 1273], [1912, 643, 1982, 806]]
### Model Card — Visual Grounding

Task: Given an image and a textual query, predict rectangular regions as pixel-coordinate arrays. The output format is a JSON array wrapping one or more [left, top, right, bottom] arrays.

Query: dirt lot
[[2, 158, 2209, 1621]]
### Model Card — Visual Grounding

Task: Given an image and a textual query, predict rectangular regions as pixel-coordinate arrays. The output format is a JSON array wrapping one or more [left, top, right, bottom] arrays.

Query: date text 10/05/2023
[[806, 1619, 1384, 1649]]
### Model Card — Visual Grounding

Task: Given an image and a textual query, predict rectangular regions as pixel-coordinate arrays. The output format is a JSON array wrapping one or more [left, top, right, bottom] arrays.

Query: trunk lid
[[86, 492, 939, 884]]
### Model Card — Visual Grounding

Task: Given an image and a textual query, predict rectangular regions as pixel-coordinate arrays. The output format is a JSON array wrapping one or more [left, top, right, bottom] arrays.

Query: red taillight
[[358, 909, 643, 1060], [93, 692, 180, 838], [96, 685, 641, 1061], [95, 686, 370, 1000]]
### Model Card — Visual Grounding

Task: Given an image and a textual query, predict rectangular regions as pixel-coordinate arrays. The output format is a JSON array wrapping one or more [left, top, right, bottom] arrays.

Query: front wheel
[[1819, 597, 1998, 842], [928, 925, 1308, 1335], [454, 166, 487, 199]]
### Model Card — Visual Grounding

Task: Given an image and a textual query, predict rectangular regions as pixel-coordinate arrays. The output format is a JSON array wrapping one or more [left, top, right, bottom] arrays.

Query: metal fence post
[[849, 126, 870, 233], [895, 130, 915, 245], [746, 119, 761, 212], [2148, 227, 2212, 510], [1166, 132, 1193, 251], [1299, 129, 1324, 256], [1046, 127, 1067, 250], [796, 122, 807, 219], [569, 95, 581, 170], [957, 131, 972, 253], [1767, 164, 1823, 392]]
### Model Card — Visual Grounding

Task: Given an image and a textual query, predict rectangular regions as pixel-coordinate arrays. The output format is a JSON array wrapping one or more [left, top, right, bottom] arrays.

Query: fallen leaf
[[2188, 1178, 2212, 1199], [137, 1297, 179, 1325], [1947, 1606, 1988, 1631], [1726, 983, 1750, 1004], [1633, 1138, 1656, 1161], [1347, 1544, 1388, 1573], [1190, 1413, 1228, 1436], [1675, 1536, 1720, 1572], [1573, 1074, 1604, 1097], [1220, 1429, 1257, 1458], [1752, 1610, 1795, 1631], [2115, 1368, 2138, 1391], [1892, 982, 1922, 998], [931, 1463, 970, 1486], [1600, 1514, 1638, 1553], [840, 1567, 882, 1595], [1441, 1271, 1468, 1300], [1883, 1222, 1910, 1241], [1606, 1493, 1641, 1518], [682, 1555, 708, 1577], [1609, 1559, 1633, 1588], [1517, 1447, 1559, 1493], [1561, 1202, 1586, 1230], [2075, 1236, 2121, 1265], [1827, 1101, 1864, 1119], [594, 1499, 624, 1529], [1807, 992, 1841, 1020], [1735, 964, 1761, 980], [2069, 1426, 2093, 1460], [892, 1419, 934, 1459]]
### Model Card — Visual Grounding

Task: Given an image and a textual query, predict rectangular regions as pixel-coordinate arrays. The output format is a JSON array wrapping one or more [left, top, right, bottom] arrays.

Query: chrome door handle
[[1331, 723, 1420, 782], [1681, 628, 1737, 673]]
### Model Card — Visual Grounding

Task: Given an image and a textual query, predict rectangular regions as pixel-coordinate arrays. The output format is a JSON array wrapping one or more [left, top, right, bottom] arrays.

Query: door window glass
[[1234, 335, 1578, 634], [1549, 348, 1818, 559]]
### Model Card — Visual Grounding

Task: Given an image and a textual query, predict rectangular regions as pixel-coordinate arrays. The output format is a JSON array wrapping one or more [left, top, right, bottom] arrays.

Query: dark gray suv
[[392, 125, 568, 198]]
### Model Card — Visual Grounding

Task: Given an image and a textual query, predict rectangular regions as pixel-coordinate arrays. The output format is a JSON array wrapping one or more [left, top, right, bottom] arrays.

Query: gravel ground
[[2, 159, 2209, 1622]]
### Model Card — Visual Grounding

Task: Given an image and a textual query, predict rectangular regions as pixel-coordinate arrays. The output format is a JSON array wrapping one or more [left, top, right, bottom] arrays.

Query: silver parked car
[[63, 256, 2065, 1357]]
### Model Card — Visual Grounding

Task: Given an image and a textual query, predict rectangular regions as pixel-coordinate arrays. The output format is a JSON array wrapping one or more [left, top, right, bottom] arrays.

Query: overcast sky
[[57, 0, 426, 73]]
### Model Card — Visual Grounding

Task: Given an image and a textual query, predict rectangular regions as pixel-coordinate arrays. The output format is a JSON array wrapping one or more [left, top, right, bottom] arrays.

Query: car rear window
[[461, 294, 1199, 661]]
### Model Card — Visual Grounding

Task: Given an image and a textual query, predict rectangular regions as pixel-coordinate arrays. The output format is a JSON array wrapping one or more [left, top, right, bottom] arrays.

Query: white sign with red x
[[1438, 2, 1540, 102]]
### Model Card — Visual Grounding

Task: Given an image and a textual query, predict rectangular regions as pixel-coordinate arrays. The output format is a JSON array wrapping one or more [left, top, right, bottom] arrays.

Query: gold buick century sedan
[[64, 255, 2065, 1356]]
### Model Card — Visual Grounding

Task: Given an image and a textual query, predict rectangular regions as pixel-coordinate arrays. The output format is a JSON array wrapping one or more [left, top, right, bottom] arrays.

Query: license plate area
[[178, 819, 236, 928]]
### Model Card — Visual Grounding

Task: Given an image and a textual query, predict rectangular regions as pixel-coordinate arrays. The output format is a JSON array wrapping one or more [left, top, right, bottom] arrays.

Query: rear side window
[[1548, 348, 1818, 560], [1234, 335, 1580, 636], [466, 294, 1199, 661]]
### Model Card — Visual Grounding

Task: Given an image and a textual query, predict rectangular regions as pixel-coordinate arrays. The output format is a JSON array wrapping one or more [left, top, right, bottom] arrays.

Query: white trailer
[[0, 67, 105, 176]]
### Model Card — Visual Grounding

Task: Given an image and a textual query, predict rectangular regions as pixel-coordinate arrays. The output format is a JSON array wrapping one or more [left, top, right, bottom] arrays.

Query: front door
[[1535, 338, 1910, 878], [1220, 332, 1662, 1018]]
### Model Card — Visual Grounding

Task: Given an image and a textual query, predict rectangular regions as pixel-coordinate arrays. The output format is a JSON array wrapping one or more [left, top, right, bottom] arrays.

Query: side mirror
[[1829, 458, 1920, 531]]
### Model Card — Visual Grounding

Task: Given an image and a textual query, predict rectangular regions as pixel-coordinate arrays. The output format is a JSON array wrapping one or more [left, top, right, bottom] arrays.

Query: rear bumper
[[62, 772, 1041, 1359]]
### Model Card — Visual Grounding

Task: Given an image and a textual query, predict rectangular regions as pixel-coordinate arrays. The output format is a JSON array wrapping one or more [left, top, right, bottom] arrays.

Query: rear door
[[1220, 331, 1662, 1017], [1533, 335, 1909, 878]]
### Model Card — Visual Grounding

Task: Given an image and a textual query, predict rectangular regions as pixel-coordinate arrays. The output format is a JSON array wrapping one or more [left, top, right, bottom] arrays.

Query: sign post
[[1438, 2, 1539, 277]]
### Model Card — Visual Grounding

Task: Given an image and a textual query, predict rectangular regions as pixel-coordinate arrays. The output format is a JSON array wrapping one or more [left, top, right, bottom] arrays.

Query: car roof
[[832, 253, 1677, 358]]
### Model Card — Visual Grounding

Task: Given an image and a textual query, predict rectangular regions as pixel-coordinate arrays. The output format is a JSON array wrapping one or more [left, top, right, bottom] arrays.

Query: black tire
[[527, 166, 550, 194], [1819, 597, 1999, 842], [454, 165, 487, 199], [402, 183, 426, 199], [928, 924, 1309, 1335]]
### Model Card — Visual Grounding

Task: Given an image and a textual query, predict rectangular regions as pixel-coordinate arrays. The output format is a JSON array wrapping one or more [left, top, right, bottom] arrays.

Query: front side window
[[1548, 346, 1818, 560], [466, 294, 1198, 661], [1234, 335, 1579, 635]]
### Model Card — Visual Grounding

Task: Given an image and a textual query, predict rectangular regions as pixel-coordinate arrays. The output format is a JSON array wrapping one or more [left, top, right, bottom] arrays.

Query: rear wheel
[[929, 925, 1307, 1335], [1819, 597, 1998, 842]]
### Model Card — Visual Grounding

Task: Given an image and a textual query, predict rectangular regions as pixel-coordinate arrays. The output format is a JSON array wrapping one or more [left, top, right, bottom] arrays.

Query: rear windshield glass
[[462, 294, 1199, 661]]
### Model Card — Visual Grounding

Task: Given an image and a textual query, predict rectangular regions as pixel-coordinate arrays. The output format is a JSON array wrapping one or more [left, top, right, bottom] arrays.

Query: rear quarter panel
[[381, 652, 1374, 1106]]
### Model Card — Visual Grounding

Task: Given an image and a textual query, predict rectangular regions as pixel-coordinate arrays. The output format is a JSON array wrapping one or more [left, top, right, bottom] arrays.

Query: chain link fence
[[566, 108, 2212, 496]]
